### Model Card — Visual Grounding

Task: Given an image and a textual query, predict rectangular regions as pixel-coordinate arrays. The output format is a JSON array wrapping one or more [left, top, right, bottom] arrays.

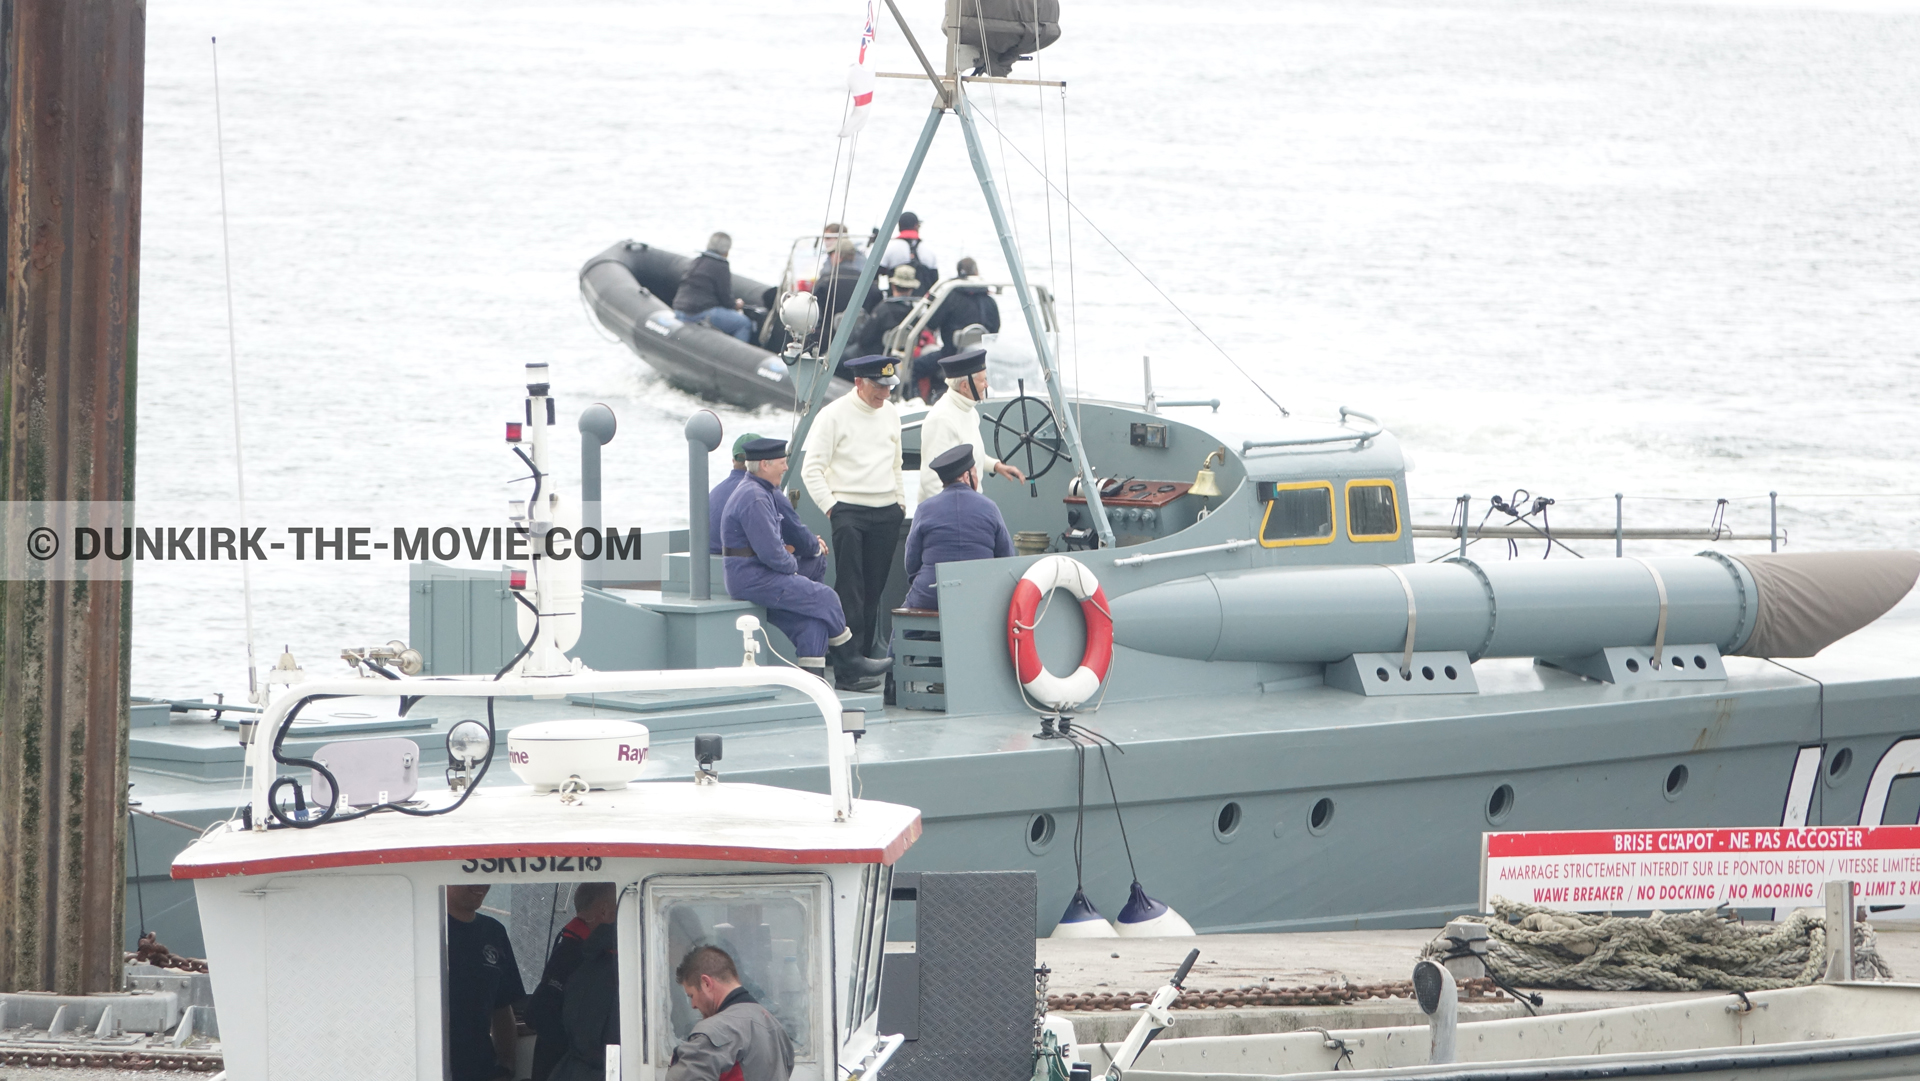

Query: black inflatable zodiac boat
[[579, 240, 853, 411]]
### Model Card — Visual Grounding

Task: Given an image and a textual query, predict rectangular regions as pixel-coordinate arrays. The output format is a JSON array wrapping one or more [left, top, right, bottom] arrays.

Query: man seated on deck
[[446, 884, 525, 1081], [915, 347, 1025, 503], [672, 231, 753, 342], [708, 433, 827, 583], [903, 445, 1014, 611], [721, 437, 891, 688], [528, 882, 618, 1081], [668, 946, 796, 1081]]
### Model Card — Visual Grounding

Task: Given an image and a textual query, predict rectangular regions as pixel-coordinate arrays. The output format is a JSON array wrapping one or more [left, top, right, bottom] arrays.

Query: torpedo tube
[[1110, 550, 1920, 664]]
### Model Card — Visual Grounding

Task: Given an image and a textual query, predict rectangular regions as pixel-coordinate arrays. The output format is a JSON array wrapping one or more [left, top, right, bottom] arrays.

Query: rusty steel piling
[[0, 0, 144, 995]]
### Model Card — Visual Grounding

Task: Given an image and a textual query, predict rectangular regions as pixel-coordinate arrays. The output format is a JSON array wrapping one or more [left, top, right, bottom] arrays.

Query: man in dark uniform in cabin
[[446, 884, 526, 1081], [709, 432, 826, 583], [721, 437, 891, 687], [903, 445, 1014, 610]]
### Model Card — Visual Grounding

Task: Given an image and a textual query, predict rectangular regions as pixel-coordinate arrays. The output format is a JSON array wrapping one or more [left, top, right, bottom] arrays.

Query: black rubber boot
[[829, 639, 891, 688], [798, 663, 831, 686]]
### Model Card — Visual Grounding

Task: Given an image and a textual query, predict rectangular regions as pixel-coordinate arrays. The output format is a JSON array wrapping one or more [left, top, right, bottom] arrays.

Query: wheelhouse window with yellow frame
[[1345, 479, 1401, 542], [1259, 481, 1336, 547]]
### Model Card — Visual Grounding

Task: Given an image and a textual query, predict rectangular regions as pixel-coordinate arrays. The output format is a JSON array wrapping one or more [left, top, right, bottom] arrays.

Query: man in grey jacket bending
[[669, 946, 795, 1081]]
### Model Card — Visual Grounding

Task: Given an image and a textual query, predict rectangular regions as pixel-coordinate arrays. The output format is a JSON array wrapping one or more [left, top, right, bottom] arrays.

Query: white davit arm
[[1104, 948, 1200, 1080], [846, 1033, 906, 1081], [244, 666, 853, 827]]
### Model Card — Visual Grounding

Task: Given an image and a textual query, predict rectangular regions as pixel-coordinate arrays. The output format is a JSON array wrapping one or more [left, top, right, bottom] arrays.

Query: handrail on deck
[[1242, 407, 1382, 454], [1112, 538, 1257, 568]]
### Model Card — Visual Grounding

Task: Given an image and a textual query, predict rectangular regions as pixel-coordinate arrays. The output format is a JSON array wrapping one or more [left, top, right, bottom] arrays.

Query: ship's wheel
[[986, 394, 1069, 480]]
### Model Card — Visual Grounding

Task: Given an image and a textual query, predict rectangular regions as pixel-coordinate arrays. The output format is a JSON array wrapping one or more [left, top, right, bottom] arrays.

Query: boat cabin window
[[645, 876, 828, 1070], [1345, 479, 1401, 541], [846, 864, 892, 1038], [441, 879, 623, 1081], [1259, 481, 1336, 547]]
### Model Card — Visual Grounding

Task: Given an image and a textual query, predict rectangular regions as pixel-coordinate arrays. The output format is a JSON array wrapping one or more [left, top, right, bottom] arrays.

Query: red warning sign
[[1480, 826, 1920, 913]]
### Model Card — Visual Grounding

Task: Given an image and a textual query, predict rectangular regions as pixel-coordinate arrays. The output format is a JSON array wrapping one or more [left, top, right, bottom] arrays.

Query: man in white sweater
[[915, 347, 1026, 502], [800, 355, 907, 659]]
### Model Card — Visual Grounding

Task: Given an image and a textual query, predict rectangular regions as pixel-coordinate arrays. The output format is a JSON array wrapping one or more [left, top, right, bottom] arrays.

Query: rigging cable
[[1070, 735, 1088, 893], [1072, 725, 1139, 882], [128, 797, 147, 937], [966, 107, 1289, 416], [211, 37, 263, 711], [1061, 87, 1083, 434], [1034, 55, 1062, 379]]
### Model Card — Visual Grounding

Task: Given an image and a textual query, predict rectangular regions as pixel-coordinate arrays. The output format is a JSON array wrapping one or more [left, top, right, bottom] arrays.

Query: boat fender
[[1050, 887, 1118, 939], [1115, 881, 1196, 938], [1007, 555, 1114, 711]]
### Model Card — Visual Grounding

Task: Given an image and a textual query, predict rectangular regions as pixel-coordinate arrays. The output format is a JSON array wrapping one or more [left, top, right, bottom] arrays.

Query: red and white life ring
[[1007, 555, 1114, 711]]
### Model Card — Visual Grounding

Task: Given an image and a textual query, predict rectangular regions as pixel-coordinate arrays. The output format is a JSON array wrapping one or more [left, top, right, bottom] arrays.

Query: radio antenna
[[212, 36, 261, 704]]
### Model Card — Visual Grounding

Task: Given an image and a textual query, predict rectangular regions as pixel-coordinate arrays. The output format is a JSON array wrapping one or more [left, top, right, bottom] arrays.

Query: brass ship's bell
[[1190, 448, 1226, 499]]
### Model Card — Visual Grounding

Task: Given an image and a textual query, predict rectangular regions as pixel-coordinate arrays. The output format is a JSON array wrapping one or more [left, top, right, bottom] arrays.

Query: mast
[[788, 106, 945, 465], [790, 0, 1115, 547], [951, 82, 1113, 546]]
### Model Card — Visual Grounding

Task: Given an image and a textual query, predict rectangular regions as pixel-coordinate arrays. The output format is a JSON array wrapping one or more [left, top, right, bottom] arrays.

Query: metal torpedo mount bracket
[[785, 0, 1115, 548]]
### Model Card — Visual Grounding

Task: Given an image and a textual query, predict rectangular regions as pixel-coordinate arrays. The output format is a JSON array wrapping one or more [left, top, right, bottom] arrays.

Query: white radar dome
[[507, 719, 650, 791]]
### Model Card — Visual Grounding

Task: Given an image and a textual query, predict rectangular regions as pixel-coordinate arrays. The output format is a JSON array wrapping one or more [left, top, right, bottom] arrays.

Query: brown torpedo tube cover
[[1731, 549, 1920, 658]]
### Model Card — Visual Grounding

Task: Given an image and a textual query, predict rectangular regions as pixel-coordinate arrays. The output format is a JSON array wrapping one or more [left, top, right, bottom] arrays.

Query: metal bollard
[[1825, 879, 1854, 981], [578, 404, 617, 587], [685, 412, 723, 600]]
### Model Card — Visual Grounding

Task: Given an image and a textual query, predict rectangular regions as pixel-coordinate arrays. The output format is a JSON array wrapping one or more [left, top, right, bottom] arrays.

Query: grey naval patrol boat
[[127, 2, 1920, 970]]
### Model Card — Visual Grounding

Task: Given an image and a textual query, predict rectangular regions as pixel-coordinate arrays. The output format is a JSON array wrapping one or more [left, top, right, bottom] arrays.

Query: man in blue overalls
[[709, 432, 825, 582], [903, 445, 1014, 610], [722, 438, 891, 687]]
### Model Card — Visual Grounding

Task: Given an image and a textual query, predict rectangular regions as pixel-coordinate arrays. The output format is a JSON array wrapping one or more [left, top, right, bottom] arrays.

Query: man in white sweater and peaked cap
[[914, 346, 1026, 502], [801, 355, 906, 662]]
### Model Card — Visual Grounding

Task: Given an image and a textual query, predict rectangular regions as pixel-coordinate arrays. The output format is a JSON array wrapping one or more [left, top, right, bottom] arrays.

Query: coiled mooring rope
[[1425, 898, 1894, 993]]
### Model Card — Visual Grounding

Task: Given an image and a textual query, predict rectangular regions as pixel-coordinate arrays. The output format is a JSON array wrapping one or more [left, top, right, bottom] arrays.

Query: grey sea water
[[137, 0, 1920, 699]]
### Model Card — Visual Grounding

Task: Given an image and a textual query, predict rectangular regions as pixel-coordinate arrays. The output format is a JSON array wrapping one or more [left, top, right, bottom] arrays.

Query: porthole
[[1665, 764, 1689, 800], [1375, 667, 1390, 682], [1026, 812, 1056, 855], [1421, 665, 1435, 681], [1308, 797, 1335, 835], [1827, 747, 1854, 785], [1214, 801, 1242, 842], [1486, 783, 1516, 825], [1444, 665, 1459, 680], [1693, 654, 1707, 670], [1626, 658, 1641, 673]]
